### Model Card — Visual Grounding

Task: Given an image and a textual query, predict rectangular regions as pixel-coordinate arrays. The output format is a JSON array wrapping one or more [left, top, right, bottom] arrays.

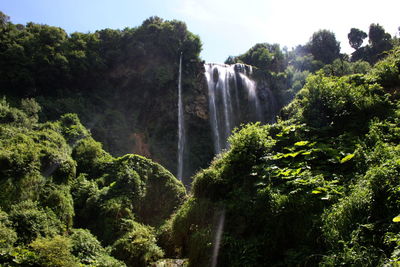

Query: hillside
[[166, 46, 400, 266]]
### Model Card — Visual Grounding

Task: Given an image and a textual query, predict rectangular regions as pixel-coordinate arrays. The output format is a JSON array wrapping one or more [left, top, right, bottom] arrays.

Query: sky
[[1, 0, 399, 63]]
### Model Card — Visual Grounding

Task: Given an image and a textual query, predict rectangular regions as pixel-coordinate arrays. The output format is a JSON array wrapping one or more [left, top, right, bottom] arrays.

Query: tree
[[307, 30, 341, 64], [368, 23, 390, 46], [0, 11, 10, 27], [348, 28, 367, 50], [368, 23, 393, 63]]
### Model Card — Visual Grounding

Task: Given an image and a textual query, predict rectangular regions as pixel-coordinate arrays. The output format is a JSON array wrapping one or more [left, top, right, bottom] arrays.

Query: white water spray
[[204, 63, 263, 153], [211, 209, 225, 267], [177, 53, 185, 181]]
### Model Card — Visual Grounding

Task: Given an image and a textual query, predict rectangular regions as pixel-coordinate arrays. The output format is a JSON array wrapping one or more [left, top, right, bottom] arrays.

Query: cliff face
[[121, 59, 213, 184], [90, 55, 212, 184]]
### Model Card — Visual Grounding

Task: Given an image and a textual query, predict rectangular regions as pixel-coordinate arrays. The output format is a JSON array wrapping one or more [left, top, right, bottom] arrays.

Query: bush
[[39, 184, 74, 229], [0, 97, 30, 126], [9, 200, 64, 244], [29, 235, 78, 267], [0, 209, 17, 248], [70, 228, 125, 266], [58, 113, 89, 145], [284, 73, 390, 131], [112, 222, 164, 267], [72, 137, 112, 176]]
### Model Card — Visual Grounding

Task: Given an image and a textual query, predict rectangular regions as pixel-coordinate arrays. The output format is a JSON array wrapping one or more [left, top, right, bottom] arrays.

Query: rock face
[[92, 58, 213, 185], [130, 133, 151, 159]]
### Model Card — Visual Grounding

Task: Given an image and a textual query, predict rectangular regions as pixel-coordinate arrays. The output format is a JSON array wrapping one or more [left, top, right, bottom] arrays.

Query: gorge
[[1, 11, 400, 267]]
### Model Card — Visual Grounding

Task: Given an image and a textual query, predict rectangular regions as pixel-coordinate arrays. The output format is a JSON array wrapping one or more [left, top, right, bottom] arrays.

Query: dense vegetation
[[1, 9, 400, 266], [0, 11, 211, 182], [0, 98, 186, 266], [166, 46, 400, 266], [226, 24, 398, 116]]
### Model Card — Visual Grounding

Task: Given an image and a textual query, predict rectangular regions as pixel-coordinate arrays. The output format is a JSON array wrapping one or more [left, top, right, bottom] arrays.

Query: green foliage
[[368, 46, 400, 89], [111, 222, 164, 267], [0, 12, 206, 180], [0, 104, 77, 207], [170, 198, 215, 258], [29, 235, 78, 267], [348, 28, 368, 50], [0, 98, 185, 266], [8, 200, 64, 244], [0, 97, 31, 126], [351, 23, 394, 64], [1, 11, 400, 267], [168, 47, 400, 266], [322, 59, 371, 77], [58, 113, 89, 145], [0, 209, 17, 248], [39, 184, 74, 229], [70, 228, 125, 266], [71, 153, 186, 249], [228, 43, 285, 72], [284, 72, 390, 130], [72, 137, 112, 176], [306, 29, 341, 64], [20, 98, 41, 124]]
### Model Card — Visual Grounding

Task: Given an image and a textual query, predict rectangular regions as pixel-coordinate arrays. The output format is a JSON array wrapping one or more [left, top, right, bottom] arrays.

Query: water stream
[[177, 53, 185, 181]]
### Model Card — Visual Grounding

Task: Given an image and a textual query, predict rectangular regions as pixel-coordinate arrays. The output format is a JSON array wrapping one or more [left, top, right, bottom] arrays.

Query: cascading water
[[177, 53, 185, 181], [204, 63, 264, 153]]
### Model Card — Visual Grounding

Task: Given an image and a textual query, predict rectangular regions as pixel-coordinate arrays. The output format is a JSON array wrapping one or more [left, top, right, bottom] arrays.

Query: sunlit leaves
[[340, 154, 355, 164]]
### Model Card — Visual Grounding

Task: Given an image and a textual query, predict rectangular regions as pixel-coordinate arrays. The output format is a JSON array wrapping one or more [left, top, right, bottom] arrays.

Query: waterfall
[[204, 63, 264, 153], [177, 53, 185, 181]]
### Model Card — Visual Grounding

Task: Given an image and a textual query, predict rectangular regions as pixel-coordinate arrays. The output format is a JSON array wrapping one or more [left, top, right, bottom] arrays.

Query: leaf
[[294, 141, 309, 146], [272, 154, 283, 160], [283, 151, 302, 158], [294, 168, 302, 175], [393, 216, 400, 222], [312, 190, 322, 194], [340, 153, 355, 163], [280, 169, 292, 177]]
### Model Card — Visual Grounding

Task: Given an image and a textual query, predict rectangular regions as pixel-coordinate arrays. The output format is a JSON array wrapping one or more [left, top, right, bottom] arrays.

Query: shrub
[[284, 73, 390, 131], [0, 209, 17, 248], [111, 222, 164, 267], [30, 235, 78, 267], [70, 228, 125, 266], [72, 137, 112, 176], [9, 200, 64, 244]]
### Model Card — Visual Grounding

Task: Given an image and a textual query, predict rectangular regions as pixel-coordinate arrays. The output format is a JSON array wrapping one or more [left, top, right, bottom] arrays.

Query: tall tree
[[368, 23, 393, 63], [368, 23, 390, 46], [307, 30, 341, 64], [348, 28, 367, 50]]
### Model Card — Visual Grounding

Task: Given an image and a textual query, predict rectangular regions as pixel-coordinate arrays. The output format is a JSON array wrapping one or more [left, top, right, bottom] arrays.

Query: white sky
[[173, 0, 400, 62]]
